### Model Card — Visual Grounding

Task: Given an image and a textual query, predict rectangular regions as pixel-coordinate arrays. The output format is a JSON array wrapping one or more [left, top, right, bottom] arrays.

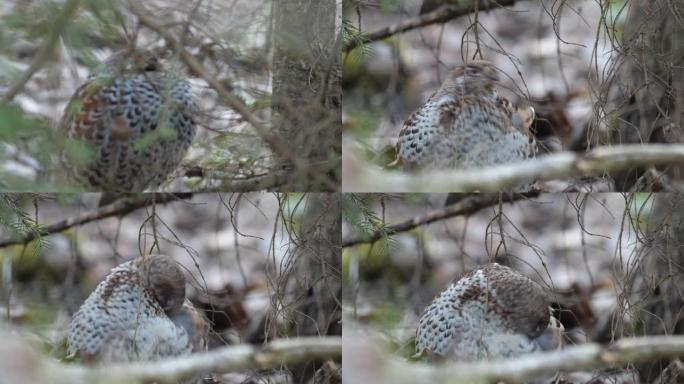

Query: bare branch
[[345, 331, 684, 384], [0, 334, 341, 384], [343, 0, 525, 52], [342, 193, 537, 247], [201, 169, 291, 191], [0, 193, 195, 248], [346, 144, 684, 192]]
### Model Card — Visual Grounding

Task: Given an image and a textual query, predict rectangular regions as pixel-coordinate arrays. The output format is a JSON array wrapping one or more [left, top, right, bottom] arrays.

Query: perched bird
[[67, 254, 206, 363], [415, 263, 558, 362], [393, 61, 535, 171], [60, 49, 198, 194]]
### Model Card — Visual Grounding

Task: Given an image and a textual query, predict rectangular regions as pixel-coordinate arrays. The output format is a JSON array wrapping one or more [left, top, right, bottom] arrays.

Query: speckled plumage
[[395, 61, 535, 170], [61, 51, 198, 192], [415, 263, 551, 361], [67, 255, 206, 363]]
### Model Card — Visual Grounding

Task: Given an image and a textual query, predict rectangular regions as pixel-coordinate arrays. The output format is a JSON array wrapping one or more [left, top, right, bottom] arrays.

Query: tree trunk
[[272, 0, 341, 191], [607, 0, 684, 190], [636, 193, 684, 381], [291, 193, 342, 383]]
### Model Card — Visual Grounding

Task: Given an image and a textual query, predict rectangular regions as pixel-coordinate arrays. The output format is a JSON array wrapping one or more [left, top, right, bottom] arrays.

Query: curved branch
[[346, 144, 684, 192], [342, 192, 538, 247], [343, 0, 525, 52]]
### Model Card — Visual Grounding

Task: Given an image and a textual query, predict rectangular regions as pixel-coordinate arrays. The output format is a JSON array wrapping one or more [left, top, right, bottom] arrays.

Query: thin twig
[[342, 193, 537, 247], [0, 193, 195, 248], [214, 169, 291, 190], [343, 0, 525, 52]]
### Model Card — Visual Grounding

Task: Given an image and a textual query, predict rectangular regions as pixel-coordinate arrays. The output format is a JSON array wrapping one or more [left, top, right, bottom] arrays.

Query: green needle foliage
[[342, 193, 396, 254], [0, 194, 48, 259]]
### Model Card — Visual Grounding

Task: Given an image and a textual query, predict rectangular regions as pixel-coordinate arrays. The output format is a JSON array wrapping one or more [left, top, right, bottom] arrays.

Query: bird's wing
[[393, 108, 428, 169], [394, 98, 464, 169], [496, 95, 536, 135]]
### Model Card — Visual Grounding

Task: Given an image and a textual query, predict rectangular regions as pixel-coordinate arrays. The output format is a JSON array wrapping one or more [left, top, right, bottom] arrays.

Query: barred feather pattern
[[415, 263, 551, 362], [395, 61, 535, 171], [61, 52, 198, 192], [67, 255, 206, 363]]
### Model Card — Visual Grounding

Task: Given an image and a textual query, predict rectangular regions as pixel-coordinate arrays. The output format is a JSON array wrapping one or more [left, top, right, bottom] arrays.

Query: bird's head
[[439, 60, 500, 97], [99, 49, 163, 76], [138, 254, 186, 316], [480, 263, 553, 339]]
